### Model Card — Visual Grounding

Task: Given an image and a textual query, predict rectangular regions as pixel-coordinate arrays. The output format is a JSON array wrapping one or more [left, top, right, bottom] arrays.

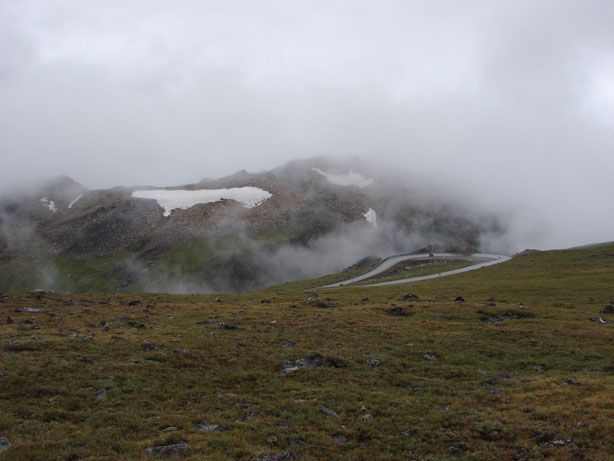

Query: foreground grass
[[0, 243, 613, 459]]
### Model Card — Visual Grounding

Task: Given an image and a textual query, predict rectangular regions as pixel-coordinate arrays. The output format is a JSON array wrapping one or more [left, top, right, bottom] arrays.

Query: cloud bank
[[1, 1, 613, 249]]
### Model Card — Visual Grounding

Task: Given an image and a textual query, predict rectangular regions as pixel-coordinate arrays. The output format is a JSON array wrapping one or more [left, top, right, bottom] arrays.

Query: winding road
[[318, 253, 512, 288]]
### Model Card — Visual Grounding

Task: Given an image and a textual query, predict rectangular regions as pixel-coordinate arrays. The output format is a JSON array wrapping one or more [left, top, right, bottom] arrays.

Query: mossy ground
[[1, 244, 613, 459]]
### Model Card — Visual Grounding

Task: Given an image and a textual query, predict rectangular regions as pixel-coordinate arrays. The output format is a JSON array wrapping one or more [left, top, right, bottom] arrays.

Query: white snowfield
[[312, 168, 373, 187], [40, 197, 57, 213], [67, 193, 83, 209], [131, 187, 273, 217], [363, 208, 378, 226]]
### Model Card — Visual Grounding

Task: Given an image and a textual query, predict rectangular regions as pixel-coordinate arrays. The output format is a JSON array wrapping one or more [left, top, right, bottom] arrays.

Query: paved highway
[[318, 253, 511, 288]]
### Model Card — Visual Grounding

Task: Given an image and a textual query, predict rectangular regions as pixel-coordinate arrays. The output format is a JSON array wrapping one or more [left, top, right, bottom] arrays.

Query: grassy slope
[[0, 233, 289, 293], [0, 244, 613, 459]]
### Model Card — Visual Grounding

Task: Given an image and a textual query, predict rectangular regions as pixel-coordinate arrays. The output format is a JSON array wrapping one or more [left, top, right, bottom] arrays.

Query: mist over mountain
[[0, 157, 510, 293]]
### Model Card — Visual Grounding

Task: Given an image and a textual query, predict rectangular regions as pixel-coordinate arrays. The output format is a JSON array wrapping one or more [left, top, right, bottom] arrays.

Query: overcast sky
[[1, 0, 613, 248]]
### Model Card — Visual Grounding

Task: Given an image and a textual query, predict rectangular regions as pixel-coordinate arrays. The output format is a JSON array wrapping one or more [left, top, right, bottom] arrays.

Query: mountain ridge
[[0, 158, 502, 293]]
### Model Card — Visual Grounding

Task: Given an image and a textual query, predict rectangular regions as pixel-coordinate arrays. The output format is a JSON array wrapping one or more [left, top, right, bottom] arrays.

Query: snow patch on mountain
[[40, 197, 57, 213], [68, 193, 83, 209], [312, 168, 373, 187], [363, 208, 378, 227], [132, 187, 272, 217]]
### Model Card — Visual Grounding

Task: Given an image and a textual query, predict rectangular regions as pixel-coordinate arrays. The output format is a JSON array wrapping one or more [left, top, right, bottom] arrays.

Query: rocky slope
[[0, 158, 502, 293]]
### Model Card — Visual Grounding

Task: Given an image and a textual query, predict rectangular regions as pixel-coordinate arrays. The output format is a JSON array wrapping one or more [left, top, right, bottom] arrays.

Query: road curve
[[318, 253, 511, 288]]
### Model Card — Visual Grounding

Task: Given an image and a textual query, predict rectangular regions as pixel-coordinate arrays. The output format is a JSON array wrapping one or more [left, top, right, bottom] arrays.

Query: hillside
[[0, 158, 501, 293], [0, 243, 613, 459]]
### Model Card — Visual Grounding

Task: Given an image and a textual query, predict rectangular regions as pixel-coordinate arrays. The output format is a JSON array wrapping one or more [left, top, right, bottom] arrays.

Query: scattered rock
[[563, 379, 584, 386], [0, 436, 10, 453], [127, 321, 147, 329], [161, 426, 178, 433], [489, 388, 505, 395], [194, 320, 214, 325], [14, 307, 41, 313], [484, 431, 502, 441], [285, 436, 305, 448], [173, 349, 194, 356], [320, 406, 338, 416], [455, 296, 465, 303], [96, 389, 107, 400], [195, 423, 233, 433], [387, 307, 409, 316], [78, 357, 93, 364], [368, 358, 381, 367], [218, 322, 238, 330], [361, 414, 373, 422], [142, 341, 161, 351], [234, 403, 255, 410], [120, 300, 141, 306], [422, 354, 437, 361], [552, 438, 573, 446], [266, 435, 278, 444], [237, 412, 264, 422], [145, 442, 188, 456], [481, 374, 512, 385], [251, 452, 294, 461], [280, 354, 347, 373], [533, 365, 546, 372], [401, 293, 419, 301], [600, 305, 614, 314], [400, 429, 419, 438], [333, 435, 347, 444], [279, 340, 297, 347], [6, 316, 14, 324], [447, 442, 468, 456], [65, 333, 93, 340], [278, 422, 293, 429], [217, 392, 237, 398], [261, 299, 272, 304], [572, 422, 589, 429], [589, 317, 614, 324], [214, 297, 222, 303]]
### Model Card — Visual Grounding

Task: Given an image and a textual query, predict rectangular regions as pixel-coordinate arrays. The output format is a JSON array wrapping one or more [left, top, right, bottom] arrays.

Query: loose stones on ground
[[280, 354, 347, 374], [145, 442, 188, 456], [0, 436, 10, 453], [195, 423, 233, 433], [142, 341, 161, 351], [320, 406, 338, 416]]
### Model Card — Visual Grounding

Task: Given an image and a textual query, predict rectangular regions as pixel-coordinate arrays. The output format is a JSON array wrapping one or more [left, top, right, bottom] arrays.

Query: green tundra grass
[[0, 243, 613, 460]]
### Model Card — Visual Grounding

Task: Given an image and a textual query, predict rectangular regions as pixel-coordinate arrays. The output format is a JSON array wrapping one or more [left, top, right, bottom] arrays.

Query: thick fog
[[1, 1, 613, 249]]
